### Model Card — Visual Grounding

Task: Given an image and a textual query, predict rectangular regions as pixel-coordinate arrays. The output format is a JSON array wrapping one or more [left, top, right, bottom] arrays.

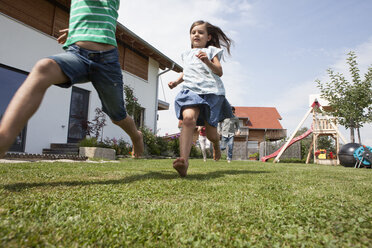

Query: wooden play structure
[[268, 95, 347, 165]]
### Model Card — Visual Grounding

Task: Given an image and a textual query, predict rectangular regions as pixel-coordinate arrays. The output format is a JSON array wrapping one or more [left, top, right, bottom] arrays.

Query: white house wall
[[0, 13, 159, 154], [121, 58, 159, 131], [0, 14, 72, 154]]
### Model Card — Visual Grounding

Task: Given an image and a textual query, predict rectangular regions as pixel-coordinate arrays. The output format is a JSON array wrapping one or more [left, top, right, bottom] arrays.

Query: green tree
[[295, 127, 312, 159], [316, 51, 372, 143], [317, 136, 335, 153], [123, 85, 142, 128], [87, 107, 107, 142]]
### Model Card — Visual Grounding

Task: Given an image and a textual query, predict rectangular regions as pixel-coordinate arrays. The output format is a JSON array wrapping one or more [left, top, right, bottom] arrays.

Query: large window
[[133, 107, 145, 129], [67, 87, 90, 143], [0, 64, 28, 152]]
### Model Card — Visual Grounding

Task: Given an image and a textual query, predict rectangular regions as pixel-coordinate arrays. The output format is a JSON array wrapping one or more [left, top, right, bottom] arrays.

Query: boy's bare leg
[[173, 107, 199, 177], [0, 59, 69, 158], [112, 116, 143, 158], [205, 123, 221, 161]]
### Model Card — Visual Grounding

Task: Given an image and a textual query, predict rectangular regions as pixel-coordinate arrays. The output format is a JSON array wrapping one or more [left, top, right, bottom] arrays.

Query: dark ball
[[338, 143, 361, 167]]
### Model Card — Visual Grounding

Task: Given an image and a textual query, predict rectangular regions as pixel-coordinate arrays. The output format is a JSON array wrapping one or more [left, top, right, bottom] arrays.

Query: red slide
[[261, 128, 313, 162]]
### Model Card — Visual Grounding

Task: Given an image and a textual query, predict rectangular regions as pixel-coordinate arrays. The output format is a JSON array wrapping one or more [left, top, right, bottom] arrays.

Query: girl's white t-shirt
[[181, 46, 225, 95]]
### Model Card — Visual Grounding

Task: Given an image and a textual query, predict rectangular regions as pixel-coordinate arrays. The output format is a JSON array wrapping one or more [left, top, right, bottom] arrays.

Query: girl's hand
[[57, 29, 69, 44], [196, 51, 209, 63], [168, 81, 178, 89]]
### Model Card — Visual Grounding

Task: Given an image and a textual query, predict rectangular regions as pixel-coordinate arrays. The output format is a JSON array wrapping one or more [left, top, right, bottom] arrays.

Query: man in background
[[219, 106, 240, 163]]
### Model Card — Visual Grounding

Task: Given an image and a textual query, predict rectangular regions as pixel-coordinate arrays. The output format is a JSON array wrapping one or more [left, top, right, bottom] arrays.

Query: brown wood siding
[[1, 0, 149, 81], [54, 0, 71, 6], [52, 6, 69, 38], [0, 0, 55, 35], [234, 131, 263, 142], [117, 43, 125, 69], [247, 130, 265, 142], [123, 48, 148, 80]]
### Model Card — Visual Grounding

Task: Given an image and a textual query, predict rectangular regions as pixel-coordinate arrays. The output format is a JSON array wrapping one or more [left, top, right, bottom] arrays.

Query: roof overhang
[[116, 23, 183, 73], [158, 99, 170, 111]]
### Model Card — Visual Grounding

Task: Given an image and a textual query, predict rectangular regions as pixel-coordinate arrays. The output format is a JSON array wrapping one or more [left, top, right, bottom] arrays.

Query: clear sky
[[119, 0, 372, 145]]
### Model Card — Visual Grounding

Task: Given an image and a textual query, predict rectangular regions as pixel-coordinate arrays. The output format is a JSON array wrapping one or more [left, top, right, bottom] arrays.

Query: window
[[133, 107, 145, 129], [247, 141, 259, 149], [0, 64, 28, 152], [67, 87, 90, 143]]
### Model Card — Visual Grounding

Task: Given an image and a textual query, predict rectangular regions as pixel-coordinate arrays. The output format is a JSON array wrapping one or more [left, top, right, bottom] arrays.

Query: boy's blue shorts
[[174, 89, 233, 127], [49, 44, 127, 121]]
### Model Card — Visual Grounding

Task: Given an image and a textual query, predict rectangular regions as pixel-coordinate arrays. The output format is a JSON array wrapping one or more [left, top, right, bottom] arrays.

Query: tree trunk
[[350, 127, 355, 143], [357, 127, 361, 144], [350, 119, 355, 143]]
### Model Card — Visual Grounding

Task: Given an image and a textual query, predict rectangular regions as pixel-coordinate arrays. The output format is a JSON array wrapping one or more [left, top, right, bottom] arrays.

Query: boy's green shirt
[[64, 0, 120, 49]]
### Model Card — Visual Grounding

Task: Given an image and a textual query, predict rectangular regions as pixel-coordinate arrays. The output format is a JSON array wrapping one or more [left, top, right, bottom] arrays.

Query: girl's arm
[[196, 52, 223, 77], [168, 72, 184, 89]]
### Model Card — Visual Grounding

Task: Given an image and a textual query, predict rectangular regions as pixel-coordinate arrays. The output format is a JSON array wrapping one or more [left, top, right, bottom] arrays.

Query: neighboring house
[[233, 107, 287, 160], [0, 0, 182, 154]]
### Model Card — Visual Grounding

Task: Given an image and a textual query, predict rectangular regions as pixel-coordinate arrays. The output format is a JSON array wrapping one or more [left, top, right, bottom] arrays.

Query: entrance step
[[42, 143, 79, 155]]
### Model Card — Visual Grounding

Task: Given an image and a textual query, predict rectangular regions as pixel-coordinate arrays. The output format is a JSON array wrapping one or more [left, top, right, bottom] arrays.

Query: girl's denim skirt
[[174, 89, 233, 127]]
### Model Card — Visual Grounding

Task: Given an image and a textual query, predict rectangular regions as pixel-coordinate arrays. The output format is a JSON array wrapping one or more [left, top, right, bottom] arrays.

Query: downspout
[[263, 128, 267, 160], [154, 63, 175, 134]]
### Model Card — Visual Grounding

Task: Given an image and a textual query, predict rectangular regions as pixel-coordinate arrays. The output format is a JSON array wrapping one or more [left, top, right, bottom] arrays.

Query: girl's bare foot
[[173, 157, 189, 177], [213, 143, 221, 161], [132, 131, 144, 158]]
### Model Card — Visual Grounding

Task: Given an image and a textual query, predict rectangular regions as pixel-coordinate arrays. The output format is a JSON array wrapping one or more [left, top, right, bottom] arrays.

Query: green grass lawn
[[0, 159, 371, 247]]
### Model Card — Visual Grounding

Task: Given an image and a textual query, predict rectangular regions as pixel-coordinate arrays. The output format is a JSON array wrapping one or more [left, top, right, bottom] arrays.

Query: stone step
[[42, 143, 80, 156], [50, 143, 79, 149], [42, 149, 79, 155], [43, 147, 79, 152]]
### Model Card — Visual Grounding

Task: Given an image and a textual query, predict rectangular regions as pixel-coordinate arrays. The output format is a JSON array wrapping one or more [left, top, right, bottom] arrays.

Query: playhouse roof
[[234, 107, 284, 130]]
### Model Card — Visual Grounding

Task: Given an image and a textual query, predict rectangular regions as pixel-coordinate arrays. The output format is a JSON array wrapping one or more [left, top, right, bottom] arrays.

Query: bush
[[102, 137, 132, 156], [249, 152, 259, 158], [79, 137, 99, 147], [79, 137, 132, 156], [190, 144, 202, 158], [80, 127, 204, 158], [167, 134, 180, 157], [156, 136, 169, 156], [140, 127, 161, 156]]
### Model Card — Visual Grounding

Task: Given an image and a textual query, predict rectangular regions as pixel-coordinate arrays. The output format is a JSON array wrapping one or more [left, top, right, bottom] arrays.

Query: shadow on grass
[[2, 169, 269, 192]]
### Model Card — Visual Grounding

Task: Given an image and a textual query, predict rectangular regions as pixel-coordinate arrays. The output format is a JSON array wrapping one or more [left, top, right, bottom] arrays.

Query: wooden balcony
[[264, 129, 287, 141], [238, 127, 249, 136], [235, 127, 286, 142]]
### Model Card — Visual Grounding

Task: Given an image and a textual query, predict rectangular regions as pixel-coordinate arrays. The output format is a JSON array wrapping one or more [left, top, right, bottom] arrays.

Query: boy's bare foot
[[0, 135, 8, 159], [213, 143, 221, 161], [173, 157, 189, 177], [132, 131, 144, 158]]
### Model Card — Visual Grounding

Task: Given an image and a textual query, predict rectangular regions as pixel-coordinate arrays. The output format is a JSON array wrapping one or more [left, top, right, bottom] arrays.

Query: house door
[[67, 87, 90, 143], [0, 64, 28, 152]]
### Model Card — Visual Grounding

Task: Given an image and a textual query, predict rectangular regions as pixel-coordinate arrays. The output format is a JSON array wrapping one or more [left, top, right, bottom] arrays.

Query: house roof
[[158, 99, 169, 110], [234, 107, 284, 130]]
